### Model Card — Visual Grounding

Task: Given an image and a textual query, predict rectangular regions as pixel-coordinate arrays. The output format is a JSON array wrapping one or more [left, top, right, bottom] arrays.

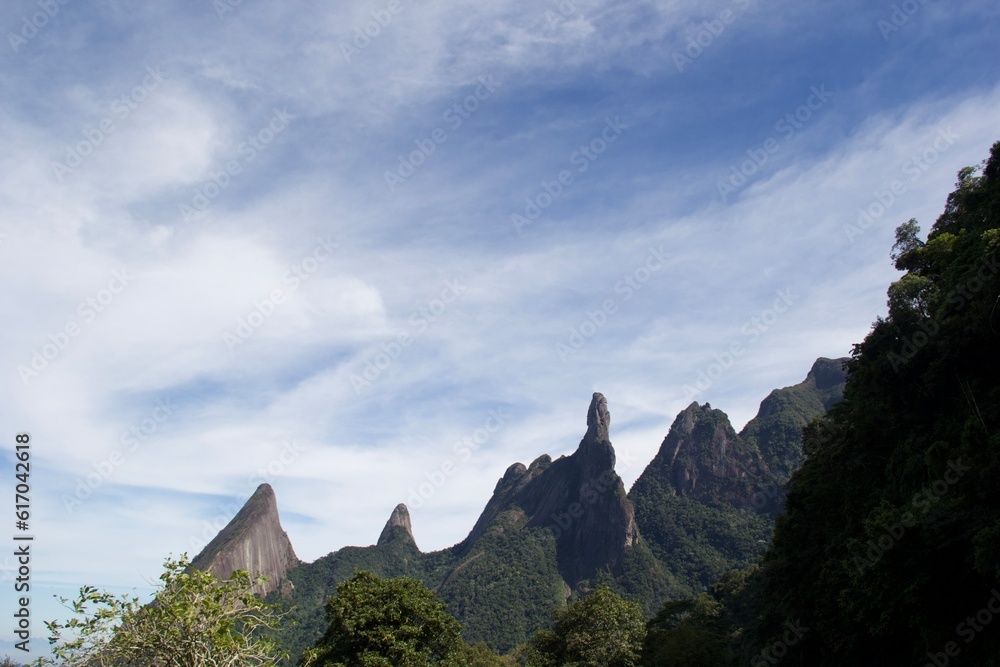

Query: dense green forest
[[666, 139, 1000, 666], [738, 141, 1000, 665]]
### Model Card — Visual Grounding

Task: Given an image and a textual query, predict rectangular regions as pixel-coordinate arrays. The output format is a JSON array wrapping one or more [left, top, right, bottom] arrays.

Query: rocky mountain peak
[[378, 503, 416, 547], [634, 402, 768, 510], [807, 356, 848, 391], [676, 401, 707, 433], [191, 483, 298, 595], [455, 392, 639, 588], [579, 392, 616, 474], [585, 392, 611, 443]]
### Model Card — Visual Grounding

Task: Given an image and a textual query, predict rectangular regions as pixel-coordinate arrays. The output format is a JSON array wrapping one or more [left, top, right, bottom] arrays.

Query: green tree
[[641, 594, 734, 667], [522, 585, 646, 667], [743, 142, 1000, 665], [301, 570, 467, 667], [458, 642, 508, 666], [33, 554, 285, 667]]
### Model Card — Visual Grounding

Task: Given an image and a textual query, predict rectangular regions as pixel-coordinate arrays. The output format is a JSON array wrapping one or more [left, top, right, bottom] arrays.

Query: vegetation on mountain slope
[[742, 140, 1000, 665], [653, 140, 1000, 666]]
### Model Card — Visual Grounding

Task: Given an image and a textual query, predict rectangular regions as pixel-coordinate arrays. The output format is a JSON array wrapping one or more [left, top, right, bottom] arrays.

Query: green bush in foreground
[[519, 585, 646, 667], [301, 570, 479, 667], [33, 554, 285, 667]]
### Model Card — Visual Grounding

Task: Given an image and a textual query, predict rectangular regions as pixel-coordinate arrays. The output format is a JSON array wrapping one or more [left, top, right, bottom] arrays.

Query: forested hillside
[[270, 366, 847, 663], [682, 140, 1000, 666], [627, 358, 847, 592]]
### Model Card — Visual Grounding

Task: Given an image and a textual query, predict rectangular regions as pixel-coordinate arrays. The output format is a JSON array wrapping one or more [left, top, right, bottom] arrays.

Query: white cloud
[[2, 0, 999, 657]]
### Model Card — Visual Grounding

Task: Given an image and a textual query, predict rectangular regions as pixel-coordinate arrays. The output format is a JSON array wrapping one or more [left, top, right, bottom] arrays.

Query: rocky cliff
[[627, 358, 849, 589], [198, 361, 847, 660], [377, 503, 417, 547], [191, 483, 298, 595], [646, 401, 771, 509], [741, 356, 849, 485], [455, 393, 639, 585]]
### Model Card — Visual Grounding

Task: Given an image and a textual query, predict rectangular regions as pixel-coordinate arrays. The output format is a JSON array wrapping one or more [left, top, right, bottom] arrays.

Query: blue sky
[[2, 0, 1000, 658]]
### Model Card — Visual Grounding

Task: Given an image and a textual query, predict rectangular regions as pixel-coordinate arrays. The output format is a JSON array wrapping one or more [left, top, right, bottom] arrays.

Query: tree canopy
[[300, 570, 471, 667], [520, 585, 646, 667], [34, 554, 285, 667]]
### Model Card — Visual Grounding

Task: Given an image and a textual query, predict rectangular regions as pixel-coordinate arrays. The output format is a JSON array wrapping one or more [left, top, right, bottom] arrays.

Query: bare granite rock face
[[646, 401, 770, 510], [192, 483, 298, 595], [456, 392, 639, 586], [378, 503, 416, 547]]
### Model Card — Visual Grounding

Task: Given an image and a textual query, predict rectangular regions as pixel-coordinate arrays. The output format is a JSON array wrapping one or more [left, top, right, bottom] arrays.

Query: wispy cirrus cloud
[[1, 0, 999, 658]]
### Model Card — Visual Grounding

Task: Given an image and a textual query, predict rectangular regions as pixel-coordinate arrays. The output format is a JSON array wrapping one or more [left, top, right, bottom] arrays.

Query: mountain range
[[192, 357, 848, 661]]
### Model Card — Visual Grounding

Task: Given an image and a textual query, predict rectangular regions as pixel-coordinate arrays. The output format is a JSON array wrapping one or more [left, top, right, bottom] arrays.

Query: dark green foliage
[[457, 643, 508, 667], [642, 594, 735, 667], [628, 367, 846, 597], [742, 141, 1000, 665], [630, 491, 772, 592], [435, 510, 566, 654], [35, 554, 285, 667], [521, 585, 646, 667], [301, 571, 466, 667], [275, 350, 846, 663], [277, 510, 568, 659], [276, 535, 440, 664], [614, 537, 691, 615], [739, 357, 847, 486]]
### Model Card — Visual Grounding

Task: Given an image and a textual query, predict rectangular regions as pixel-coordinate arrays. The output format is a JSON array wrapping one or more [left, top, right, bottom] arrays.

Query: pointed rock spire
[[378, 503, 416, 547], [585, 392, 611, 443], [455, 392, 638, 586], [191, 483, 298, 595], [579, 392, 615, 473]]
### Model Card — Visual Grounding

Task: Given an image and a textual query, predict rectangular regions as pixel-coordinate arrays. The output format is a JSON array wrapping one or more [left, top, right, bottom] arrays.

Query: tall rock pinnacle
[[580, 392, 616, 474], [456, 392, 638, 587], [192, 483, 298, 595], [378, 503, 416, 547], [585, 392, 611, 443]]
